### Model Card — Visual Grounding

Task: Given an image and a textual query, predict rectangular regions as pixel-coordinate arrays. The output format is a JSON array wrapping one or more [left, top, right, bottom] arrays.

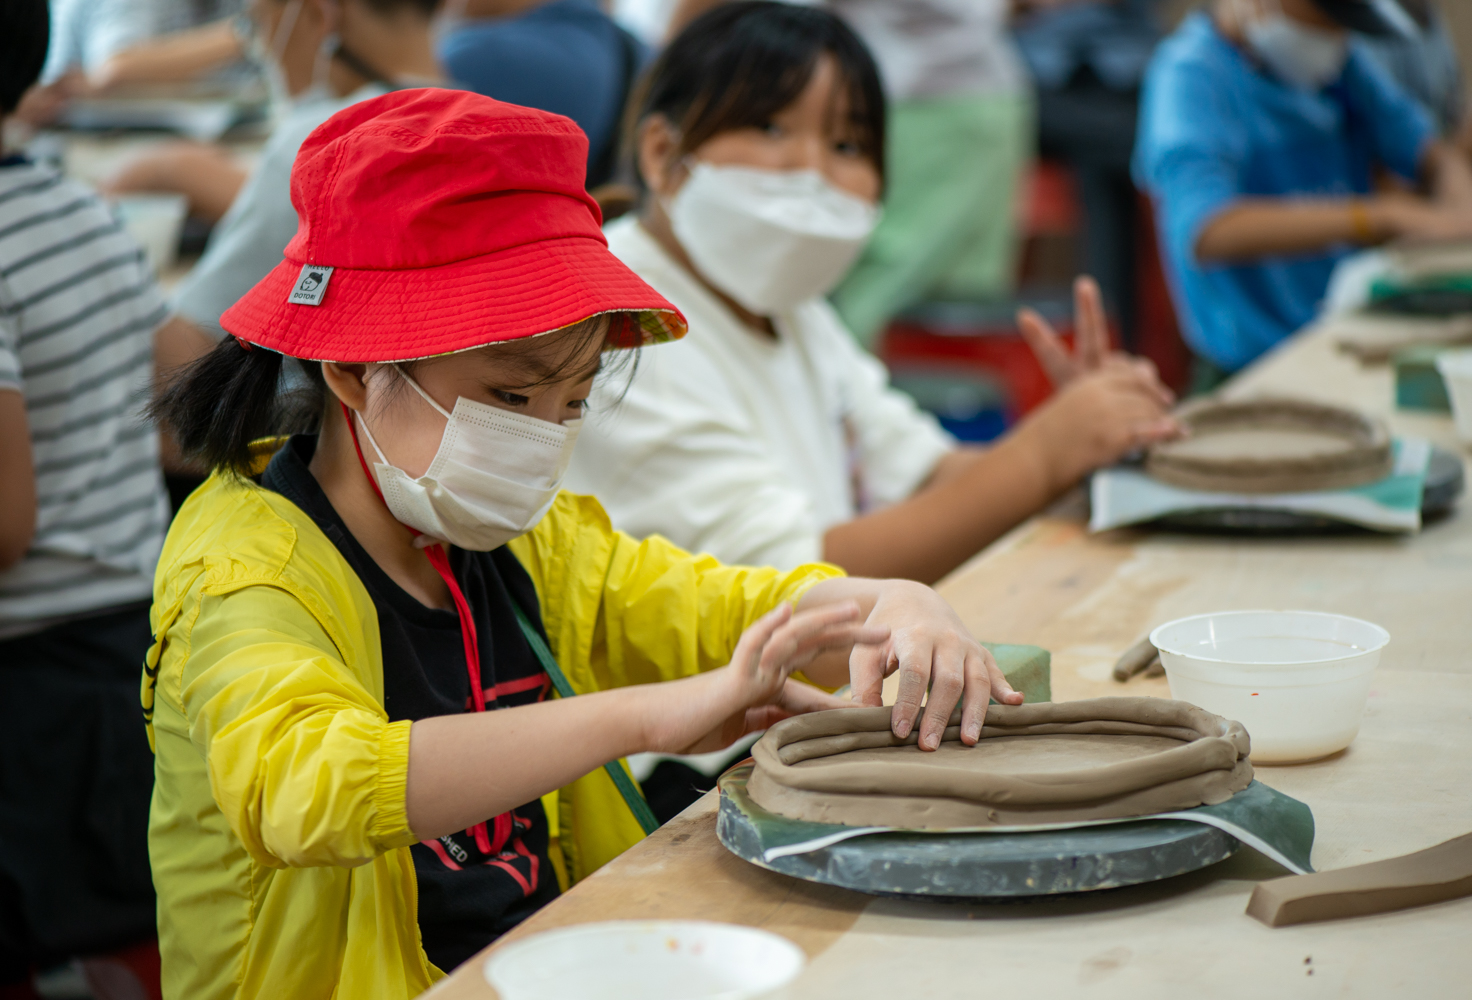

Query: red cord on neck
[[343, 402, 493, 852]]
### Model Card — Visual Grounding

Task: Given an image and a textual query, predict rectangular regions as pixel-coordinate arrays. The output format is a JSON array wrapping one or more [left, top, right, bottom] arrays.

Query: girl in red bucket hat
[[145, 88, 1022, 997]]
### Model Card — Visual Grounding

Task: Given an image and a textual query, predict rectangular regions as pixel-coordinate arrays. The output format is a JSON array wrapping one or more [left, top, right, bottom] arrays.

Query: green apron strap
[[511, 603, 661, 836]]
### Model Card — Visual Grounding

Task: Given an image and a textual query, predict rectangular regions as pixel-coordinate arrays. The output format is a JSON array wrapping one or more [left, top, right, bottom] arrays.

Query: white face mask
[[668, 162, 880, 316], [246, 0, 302, 122], [247, 0, 338, 122], [355, 367, 581, 551], [1241, 0, 1349, 91]]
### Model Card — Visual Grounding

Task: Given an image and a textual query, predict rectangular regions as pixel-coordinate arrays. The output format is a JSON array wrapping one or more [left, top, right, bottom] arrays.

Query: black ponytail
[[150, 339, 325, 478]]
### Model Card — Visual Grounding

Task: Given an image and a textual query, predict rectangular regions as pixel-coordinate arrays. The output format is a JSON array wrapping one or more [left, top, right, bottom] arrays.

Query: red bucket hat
[[220, 89, 686, 361]]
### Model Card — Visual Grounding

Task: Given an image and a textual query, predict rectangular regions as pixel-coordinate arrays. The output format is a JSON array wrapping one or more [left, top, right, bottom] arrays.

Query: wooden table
[[429, 323, 1472, 998]]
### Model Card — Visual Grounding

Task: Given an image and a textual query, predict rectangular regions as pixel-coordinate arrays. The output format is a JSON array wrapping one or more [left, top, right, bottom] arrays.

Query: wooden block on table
[[1247, 832, 1472, 927]]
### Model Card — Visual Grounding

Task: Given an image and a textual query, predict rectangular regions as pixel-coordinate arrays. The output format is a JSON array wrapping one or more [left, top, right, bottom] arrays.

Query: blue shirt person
[[1132, 2, 1469, 374]]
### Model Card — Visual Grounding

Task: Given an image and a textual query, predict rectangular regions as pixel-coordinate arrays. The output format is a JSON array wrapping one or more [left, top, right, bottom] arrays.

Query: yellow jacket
[[143, 441, 839, 1000]]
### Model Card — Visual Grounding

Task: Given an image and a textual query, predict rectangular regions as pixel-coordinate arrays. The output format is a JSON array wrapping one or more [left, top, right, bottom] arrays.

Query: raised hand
[[1018, 275, 1174, 409]]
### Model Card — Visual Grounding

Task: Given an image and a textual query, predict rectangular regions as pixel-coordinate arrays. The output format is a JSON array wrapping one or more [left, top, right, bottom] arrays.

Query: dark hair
[[1, 0, 49, 115], [631, 1, 886, 181], [151, 316, 617, 478]]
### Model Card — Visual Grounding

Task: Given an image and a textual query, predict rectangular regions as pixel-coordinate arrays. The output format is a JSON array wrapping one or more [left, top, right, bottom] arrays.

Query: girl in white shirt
[[566, 0, 1179, 585]]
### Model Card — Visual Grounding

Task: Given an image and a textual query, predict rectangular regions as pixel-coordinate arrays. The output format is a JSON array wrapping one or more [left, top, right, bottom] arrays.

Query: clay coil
[[748, 697, 1253, 829], [1145, 397, 1392, 494]]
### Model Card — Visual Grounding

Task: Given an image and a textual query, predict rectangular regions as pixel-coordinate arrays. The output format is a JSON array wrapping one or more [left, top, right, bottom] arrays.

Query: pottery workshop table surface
[[426, 322, 1472, 999]]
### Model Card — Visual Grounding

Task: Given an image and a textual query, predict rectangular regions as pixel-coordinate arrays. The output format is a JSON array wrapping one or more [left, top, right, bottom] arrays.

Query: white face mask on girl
[[246, 0, 338, 123], [1241, 0, 1349, 91], [355, 366, 581, 551], [668, 161, 880, 316]]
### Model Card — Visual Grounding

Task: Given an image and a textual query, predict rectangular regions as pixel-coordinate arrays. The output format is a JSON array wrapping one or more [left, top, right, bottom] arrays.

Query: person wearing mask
[[0, 3, 201, 996], [671, 0, 1033, 349], [564, 2, 1178, 587], [1134, 0, 1472, 382], [436, 0, 643, 188], [145, 87, 1022, 994], [153, 0, 443, 349]]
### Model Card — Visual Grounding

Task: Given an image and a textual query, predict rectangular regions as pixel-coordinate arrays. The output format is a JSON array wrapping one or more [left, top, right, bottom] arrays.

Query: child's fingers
[[916, 639, 965, 751], [1074, 275, 1109, 372], [1130, 356, 1176, 407], [773, 679, 852, 715], [848, 641, 889, 707], [889, 635, 933, 741], [1129, 416, 1185, 449], [773, 621, 890, 670], [740, 679, 853, 735], [739, 601, 856, 677], [755, 610, 886, 681], [989, 656, 1025, 706], [1017, 306, 1075, 387], [958, 648, 997, 745], [731, 602, 793, 673]]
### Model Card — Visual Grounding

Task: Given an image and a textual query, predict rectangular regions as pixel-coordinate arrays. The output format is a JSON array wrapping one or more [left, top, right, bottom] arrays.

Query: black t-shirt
[[261, 436, 560, 972]]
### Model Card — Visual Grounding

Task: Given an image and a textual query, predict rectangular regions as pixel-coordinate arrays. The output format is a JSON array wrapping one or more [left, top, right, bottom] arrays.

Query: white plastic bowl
[[1436, 350, 1472, 443], [483, 920, 806, 1000], [1150, 610, 1389, 764]]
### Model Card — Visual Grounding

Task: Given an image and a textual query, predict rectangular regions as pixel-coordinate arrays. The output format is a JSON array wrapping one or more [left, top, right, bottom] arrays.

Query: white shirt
[[173, 83, 389, 333], [796, 0, 1025, 101], [565, 218, 955, 570]]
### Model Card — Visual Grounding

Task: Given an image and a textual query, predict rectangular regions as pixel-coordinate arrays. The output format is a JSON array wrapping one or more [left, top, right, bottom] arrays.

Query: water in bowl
[[1187, 635, 1368, 664]]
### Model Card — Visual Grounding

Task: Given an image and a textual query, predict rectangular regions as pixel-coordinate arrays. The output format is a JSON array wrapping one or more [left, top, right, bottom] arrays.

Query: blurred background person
[[108, 0, 442, 224], [0, 3, 195, 996], [21, 0, 250, 124], [1013, 0, 1163, 346], [160, 0, 443, 358], [567, 0, 1177, 820], [437, 0, 645, 190], [565, 1, 1177, 587], [670, 0, 1033, 350], [1134, 0, 1472, 386]]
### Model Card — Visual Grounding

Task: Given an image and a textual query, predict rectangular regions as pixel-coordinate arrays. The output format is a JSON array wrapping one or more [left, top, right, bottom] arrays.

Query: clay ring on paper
[[747, 697, 1253, 829], [1145, 397, 1392, 494]]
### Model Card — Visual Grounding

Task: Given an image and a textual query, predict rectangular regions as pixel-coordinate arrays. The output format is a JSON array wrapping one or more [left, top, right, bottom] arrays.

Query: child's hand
[[1018, 274, 1174, 409], [1019, 363, 1183, 489], [641, 602, 889, 756], [846, 581, 1025, 751]]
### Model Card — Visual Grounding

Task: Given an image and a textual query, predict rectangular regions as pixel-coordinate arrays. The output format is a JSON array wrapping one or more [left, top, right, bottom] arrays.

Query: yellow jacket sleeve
[[510, 492, 841, 694], [176, 585, 419, 870]]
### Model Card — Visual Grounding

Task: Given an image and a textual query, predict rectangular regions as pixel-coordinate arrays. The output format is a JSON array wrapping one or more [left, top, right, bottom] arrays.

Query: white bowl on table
[[1436, 350, 1472, 443], [1150, 610, 1389, 765], [483, 920, 805, 1000]]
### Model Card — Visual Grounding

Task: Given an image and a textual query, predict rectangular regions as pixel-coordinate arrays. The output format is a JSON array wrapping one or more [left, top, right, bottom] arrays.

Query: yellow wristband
[[1349, 200, 1376, 245]]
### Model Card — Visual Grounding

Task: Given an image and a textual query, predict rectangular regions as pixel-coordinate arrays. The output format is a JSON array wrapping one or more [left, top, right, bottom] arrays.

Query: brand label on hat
[[288, 265, 334, 306]]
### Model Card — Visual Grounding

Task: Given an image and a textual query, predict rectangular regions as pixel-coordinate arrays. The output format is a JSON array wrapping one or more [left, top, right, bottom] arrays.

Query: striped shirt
[[0, 158, 170, 637]]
